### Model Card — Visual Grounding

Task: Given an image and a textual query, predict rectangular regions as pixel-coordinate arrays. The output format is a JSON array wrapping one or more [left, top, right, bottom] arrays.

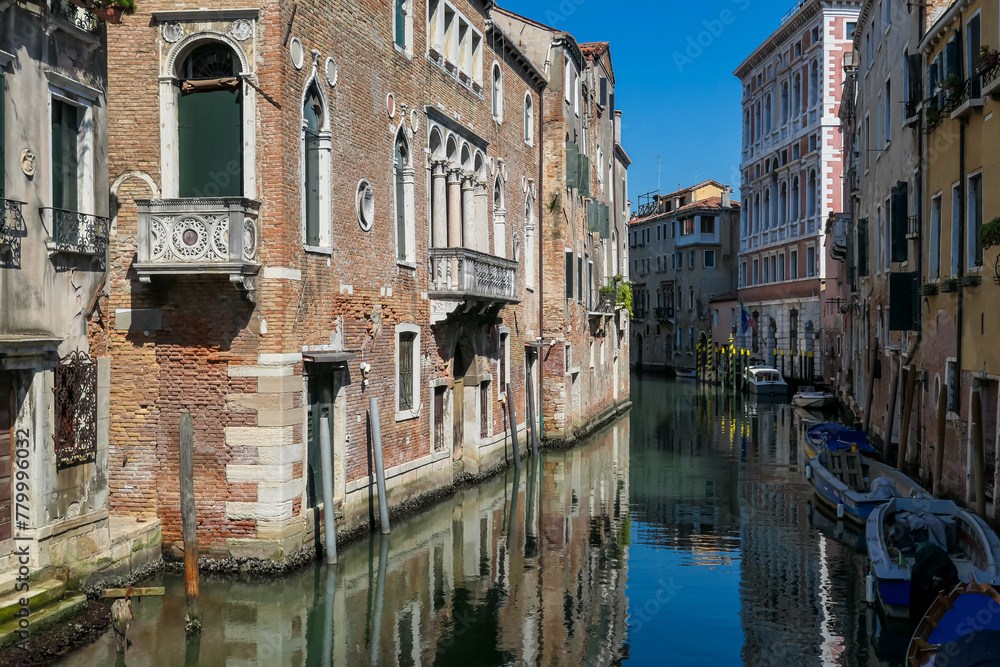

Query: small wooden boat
[[806, 449, 927, 523], [866, 497, 1000, 620], [792, 386, 835, 408], [803, 421, 879, 459], [673, 366, 696, 379], [743, 365, 788, 396], [907, 579, 1000, 666]]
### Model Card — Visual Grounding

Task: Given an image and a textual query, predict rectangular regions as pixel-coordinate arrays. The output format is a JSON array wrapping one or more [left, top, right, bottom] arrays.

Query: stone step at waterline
[[0, 580, 66, 625], [0, 593, 87, 649]]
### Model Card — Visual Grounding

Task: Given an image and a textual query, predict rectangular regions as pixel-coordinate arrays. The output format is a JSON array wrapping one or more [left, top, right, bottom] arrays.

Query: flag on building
[[740, 303, 756, 334]]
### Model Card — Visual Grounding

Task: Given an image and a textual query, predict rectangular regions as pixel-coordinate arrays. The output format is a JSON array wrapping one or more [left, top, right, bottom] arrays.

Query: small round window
[[356, 179, 374, 231]]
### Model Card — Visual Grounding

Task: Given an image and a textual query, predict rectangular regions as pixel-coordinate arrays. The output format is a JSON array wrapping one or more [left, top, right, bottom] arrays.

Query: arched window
[[762, 189, 770, 231], [779, 181, 787, 226], [792, 73, 802, 117], [523, 93, 533, 144], [791, 176, 800, 221], [753, 193, 760, 234], [807, 169, 818, 217], [303, 86, 323, 246], [394, 128, 415, 263], [178, 43, 242, 198], [754, 102, 761, 140], [809, 60, 819, 108], [492, 63, 503, 121], [764, 94, 772, 134], [611, 230, 618, 276], [780, 82, 789, 125], [493, 174, 505, 257]]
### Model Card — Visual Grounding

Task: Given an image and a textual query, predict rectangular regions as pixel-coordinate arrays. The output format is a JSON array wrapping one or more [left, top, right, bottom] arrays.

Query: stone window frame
[[524, 193, 535, 290], [393, 122, 416, 267], [393, 0, 413, 58], [47, 73, 99, 217], [395, 323, 421, 421], [156, 19, 258, 201], [300, 63, 334, 253], [491, 61, 503, 122], [497, 326, 510, 401], [523, 91, 534, 146]]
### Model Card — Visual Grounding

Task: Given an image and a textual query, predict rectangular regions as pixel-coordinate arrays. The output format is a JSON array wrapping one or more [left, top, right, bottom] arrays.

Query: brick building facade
[[96, 1, 627, 562]]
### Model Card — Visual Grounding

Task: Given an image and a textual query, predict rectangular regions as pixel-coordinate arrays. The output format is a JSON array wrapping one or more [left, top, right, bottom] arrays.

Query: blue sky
[[501, 0, 800, 207]]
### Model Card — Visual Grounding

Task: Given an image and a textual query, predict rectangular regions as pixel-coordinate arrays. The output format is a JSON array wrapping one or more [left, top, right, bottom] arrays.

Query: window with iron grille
[[480, 382, 490, 438], [398, 332, 415, 411], [434, 386, 446, 451], [53, 351, 97, 468]]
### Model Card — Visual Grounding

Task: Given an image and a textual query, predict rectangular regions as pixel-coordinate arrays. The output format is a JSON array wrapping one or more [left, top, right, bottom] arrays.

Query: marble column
[[474, 180, 489, 254], [447, 169, 462, 248], [431, 161, 448, 248], [461, 173, 476, 253]]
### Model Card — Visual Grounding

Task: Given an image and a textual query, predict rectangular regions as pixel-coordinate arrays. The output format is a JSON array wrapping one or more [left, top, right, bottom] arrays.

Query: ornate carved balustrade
[[40, 207, 109, 266], [134, 198, 261, 297], [428, 247, 519, 305]]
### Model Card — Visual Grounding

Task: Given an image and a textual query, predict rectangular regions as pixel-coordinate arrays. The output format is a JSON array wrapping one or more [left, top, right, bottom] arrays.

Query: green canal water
[[59, 374, 904, 666]]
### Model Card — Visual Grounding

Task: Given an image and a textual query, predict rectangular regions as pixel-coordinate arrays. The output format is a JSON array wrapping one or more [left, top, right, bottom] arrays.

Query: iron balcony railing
[[655, 306, 674, 320], [428, 247, 520, 304], [49, 0, 100, 32], [0, 199, 26, 266], [42, 207, 109, 258]]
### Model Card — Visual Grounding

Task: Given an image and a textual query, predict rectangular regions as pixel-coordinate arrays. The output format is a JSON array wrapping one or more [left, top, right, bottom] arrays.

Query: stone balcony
[[428, 247, 519, 311], [133, 198, 261, 297]]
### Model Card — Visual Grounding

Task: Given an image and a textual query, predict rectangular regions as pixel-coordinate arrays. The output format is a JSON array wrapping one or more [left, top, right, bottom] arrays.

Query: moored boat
[[742, 365, 788, 396], [674, 366, 696, 379], [803, 421, 879, 459], [792, 386, 835, 408], [806, 449, 927, 524], [907, 579, 1000, 666], [866, 497, 1000, 620]]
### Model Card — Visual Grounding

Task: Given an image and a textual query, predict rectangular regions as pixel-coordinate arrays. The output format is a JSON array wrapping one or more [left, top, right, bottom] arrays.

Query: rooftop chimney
[[722, 187, 732, 209]]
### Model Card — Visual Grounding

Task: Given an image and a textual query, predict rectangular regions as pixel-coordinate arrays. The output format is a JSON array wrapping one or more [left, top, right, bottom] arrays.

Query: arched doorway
[[452, 337, 477, 462]]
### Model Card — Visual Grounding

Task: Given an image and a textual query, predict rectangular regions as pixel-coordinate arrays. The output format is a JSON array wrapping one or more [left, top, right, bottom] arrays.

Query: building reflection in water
[[60, 376, 893, 666]]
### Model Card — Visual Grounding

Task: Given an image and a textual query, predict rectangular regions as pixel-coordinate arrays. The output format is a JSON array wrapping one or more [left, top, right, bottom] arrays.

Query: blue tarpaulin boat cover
[[807, 423, 878, 456]]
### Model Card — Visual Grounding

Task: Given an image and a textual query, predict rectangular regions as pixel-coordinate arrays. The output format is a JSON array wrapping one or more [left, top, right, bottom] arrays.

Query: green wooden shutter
[[394, 0, 406, 47], [565, 252, 573, 298], [565, 142, 578, 188], [578, 153, 590, 197], [889, 272, 919, 331], [891, 181, 908, 263], [587, 201, 599, 233], [52, 100, 78, 212], [305, 131, 321, 246], [600, 204, 610, 238], [179, 88, 242, 198], [857, 217, 869, 277], [0, 71, 4, 200]]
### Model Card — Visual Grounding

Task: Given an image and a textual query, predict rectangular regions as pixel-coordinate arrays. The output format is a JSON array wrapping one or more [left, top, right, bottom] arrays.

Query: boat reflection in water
[[60, 375, 896, 666]]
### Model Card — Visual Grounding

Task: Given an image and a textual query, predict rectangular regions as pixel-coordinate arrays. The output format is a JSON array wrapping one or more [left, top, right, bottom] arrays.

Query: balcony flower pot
[[977, 47, 999, 75], [67, 0, 135, 23], [942, 74, 964, 101], [458, 72, 470, 85], [926, 102, 942, 126], [960, 275, 981, 288], [982, 216, 1000, 251], [940, 278, 959, 293], [920, 282, 939, 296]]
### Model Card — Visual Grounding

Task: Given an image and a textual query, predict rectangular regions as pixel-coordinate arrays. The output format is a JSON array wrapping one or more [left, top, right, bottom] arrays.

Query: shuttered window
[[398, 333, 415, 411], [0, 70, 4, 200], [52, 99, 79, 212], [890, 182, 908, 263], [394, 0, 407, 47], [857, 217, 869, 276], [304, 87, 323, 246], [565, 251, 573, 298], [178, 44, 242, 198]]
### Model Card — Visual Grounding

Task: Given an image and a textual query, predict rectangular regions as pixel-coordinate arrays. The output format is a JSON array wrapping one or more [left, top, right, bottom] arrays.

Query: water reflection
[[60, 375, 896, 666]]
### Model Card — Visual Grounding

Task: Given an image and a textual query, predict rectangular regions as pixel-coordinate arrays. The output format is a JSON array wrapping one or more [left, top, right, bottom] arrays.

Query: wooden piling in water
[[319, 415, 338, 564], [369, 398, 390, 535], [179, 413, 201, 631], [506, 382, 521, 472], [885, 358, 900, 461], [525, 374, 539, 458], [933, 384, 947, 498], [897, 367, 918, 471], [972, 389, 986, 517]]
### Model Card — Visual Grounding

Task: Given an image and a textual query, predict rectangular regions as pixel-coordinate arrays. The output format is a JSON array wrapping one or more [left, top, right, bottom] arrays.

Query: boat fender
[[866, 573, 876, 605], [805, 464, 812, 480], [837, 502, 845, 519]]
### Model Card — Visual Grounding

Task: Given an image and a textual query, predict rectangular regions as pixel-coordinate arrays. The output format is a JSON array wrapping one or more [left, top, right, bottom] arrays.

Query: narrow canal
[[61, 374, 901, 666]]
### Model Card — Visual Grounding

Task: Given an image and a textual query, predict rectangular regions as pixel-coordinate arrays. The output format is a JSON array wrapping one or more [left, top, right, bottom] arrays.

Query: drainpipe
[[537, 86, 545, 440]]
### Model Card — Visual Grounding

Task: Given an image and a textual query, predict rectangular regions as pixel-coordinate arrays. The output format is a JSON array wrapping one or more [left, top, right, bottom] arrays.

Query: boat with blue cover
[[803, 421, 879, 459], [865, 497, 1000, 620], [805, 449, 927, 524], [907, 579, 1000, 666]]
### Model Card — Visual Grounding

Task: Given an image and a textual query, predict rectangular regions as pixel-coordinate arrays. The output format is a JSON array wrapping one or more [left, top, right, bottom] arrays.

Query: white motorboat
[[743, 365, 788, 396], [793, 386, 835, 408]]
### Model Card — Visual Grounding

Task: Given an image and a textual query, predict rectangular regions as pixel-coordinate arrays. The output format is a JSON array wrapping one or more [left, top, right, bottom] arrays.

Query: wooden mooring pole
[[525, 373, 539, 459], [369, 398, 390, 535], [897, 367, 918, 471], [933, 384, 948, 498], [506, 383, 521, 472], [179, 413, 201, 632], [319, 414, 338, 564], [972, 389, 987, 517]]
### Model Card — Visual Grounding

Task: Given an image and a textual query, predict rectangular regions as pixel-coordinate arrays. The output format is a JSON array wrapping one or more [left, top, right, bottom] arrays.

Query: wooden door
[[0, 374, 12, 544], [452, 378, 464, 461]]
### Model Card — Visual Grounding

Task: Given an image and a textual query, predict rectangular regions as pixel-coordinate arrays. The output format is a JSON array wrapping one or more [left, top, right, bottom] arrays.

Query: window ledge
[[394, 43, 413, 60], [396, 260, 417, 271], [303, 244, 333, 256], [983, 75, 1000, 99], [395, 407, 420, 422], [950, 98, 985, 120]]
